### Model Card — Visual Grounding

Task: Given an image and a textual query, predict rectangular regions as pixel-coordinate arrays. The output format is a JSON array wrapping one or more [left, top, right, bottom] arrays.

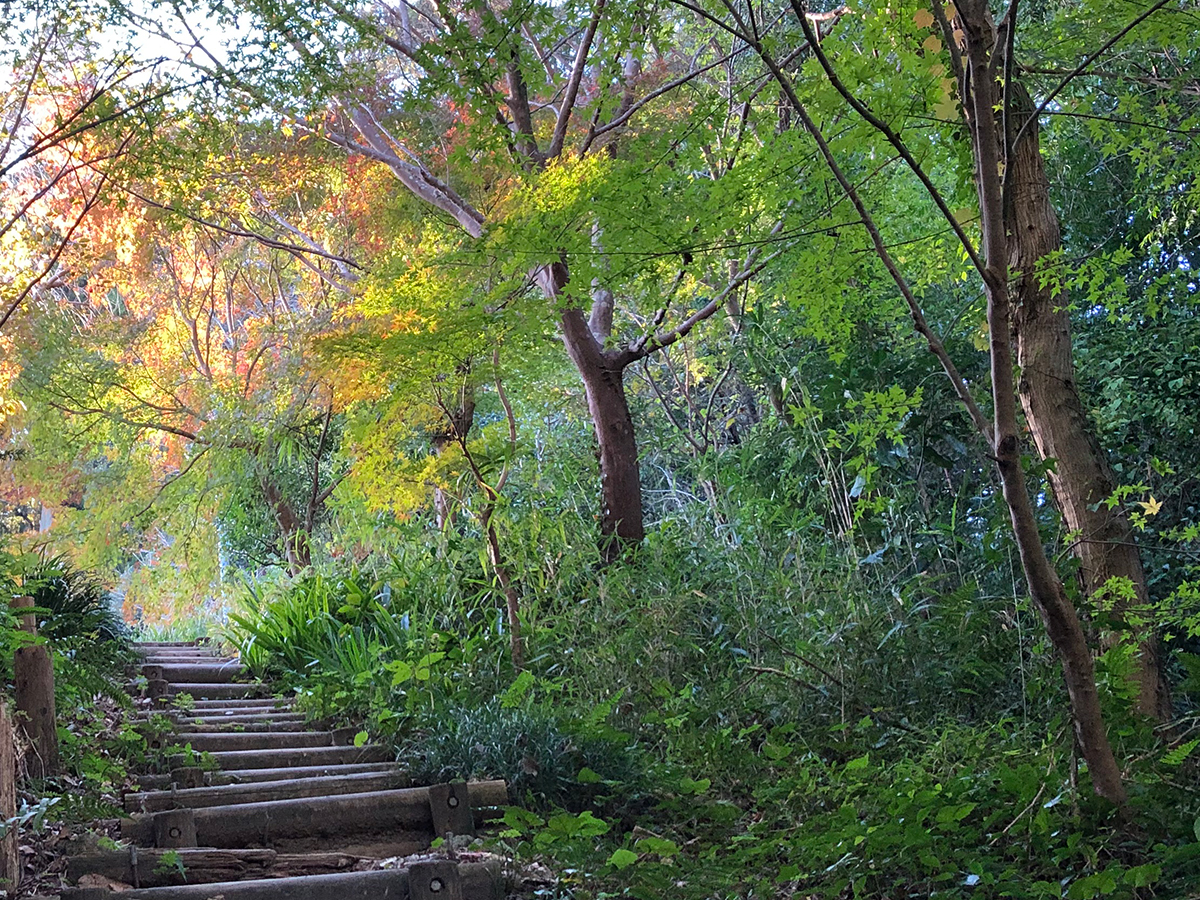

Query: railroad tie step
[[120, 780, 509, 849], [165, 682, 271, 700], [179, 698, 291, 710], [167, 730, 337, 752], [123, 768, 412, 812], [141, 663, 247, 684], [173, 719, 308, 733], [137, 761, 401, 789], [198, 743, 392, 770], [62, 859, 502, 900]]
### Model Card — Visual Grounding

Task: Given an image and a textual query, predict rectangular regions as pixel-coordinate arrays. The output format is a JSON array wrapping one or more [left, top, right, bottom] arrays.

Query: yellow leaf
[[952, 28, 966, 47], [928, 62, 946, 77], [1137, 496, 1163, 516], [944, 2, 957, 19], [933, 94, 959, 120], [922, 35, 943, 53], [913, 8, 935, 28]]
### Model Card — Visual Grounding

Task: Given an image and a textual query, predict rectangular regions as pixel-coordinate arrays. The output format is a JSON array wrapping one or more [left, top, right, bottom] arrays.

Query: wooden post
[[0, 703, 19, 892], [170, 766, 205, 789], [11, 596, 58, 779], [410, 860, 463, 900], [429, 782, 474, 838], [153, 809, 198, 848]]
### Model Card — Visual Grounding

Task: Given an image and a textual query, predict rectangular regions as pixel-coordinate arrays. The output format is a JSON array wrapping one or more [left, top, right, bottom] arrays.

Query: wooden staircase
[[61, 641, 509, 900]]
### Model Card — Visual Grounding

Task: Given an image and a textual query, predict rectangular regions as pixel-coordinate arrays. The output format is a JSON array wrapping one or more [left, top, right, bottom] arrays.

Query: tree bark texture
[[956, 0, 1128, 806], [1005, 83, 1167, 719], [543, 263, 645, 557], [0, 703, 17, 892], [10, 596, 59, 780]]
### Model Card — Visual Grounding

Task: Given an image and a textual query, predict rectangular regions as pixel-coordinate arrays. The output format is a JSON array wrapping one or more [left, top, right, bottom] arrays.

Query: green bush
[[403, 698, 643, 812]]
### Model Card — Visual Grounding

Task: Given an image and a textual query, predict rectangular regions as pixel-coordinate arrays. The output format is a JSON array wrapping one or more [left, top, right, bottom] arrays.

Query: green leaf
[[608, 848, 639, 870], [845, 753, 870, 771], [501, 670, 537, 708], [353, 730, 369, 748], [577, 767, 603, 784]]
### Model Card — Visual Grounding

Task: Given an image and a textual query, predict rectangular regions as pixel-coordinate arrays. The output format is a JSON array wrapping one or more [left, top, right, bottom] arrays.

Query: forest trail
[[59, 642, 508, 899]]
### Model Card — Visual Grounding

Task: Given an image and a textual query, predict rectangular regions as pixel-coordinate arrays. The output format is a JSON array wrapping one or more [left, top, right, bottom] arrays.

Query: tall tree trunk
[[956, 0, 1128, 806], [541, 262, 645, 557], [1005, 84, 1168, 719]]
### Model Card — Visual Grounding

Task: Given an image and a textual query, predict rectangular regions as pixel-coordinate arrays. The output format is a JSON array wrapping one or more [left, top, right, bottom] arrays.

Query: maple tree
[[122, 0, 796, 558]]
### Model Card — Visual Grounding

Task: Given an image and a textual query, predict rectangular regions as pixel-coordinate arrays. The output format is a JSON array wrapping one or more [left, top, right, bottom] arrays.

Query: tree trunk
[[262, 480, 311, 575], [1005, 84, 1168, 719], [542, 262, 645, 557], [482, 508, 524, 670], [430, 376, 476, 531], [11, 596, 58, 780], [957, 0, 1128, 806]]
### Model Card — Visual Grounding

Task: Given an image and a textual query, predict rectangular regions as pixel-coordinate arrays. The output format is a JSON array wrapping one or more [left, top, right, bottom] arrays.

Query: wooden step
[[178, 698, 291, 710], [202, 743, 391, 770], [66, 848, 366, 888], [121, 781, 508, 849], [124, 768, 411, 812], [164, 682, 271, 700], [174, 719, 308, 733], [62, 860, 502, 899], [169, 731, 336, 752], [138, 761, 400, 789], [143, 663, 247, 683]]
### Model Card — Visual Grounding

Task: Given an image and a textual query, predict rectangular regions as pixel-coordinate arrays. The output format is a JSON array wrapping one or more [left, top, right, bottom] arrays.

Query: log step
[[165, 682, 271, 700], [143, 663, 247, 683], [66, 848, 364, 889], [150, 710, 305, 723], [180, 698, 292, 710], [174, 719, 308, 733], [62, 861, 501, 899], [124, 768, 412, 812], [134, 712, 303, 728], [202, 743, 391, 770], [169, 731, 337, 752], [121, 781, 508, 848], [138, 761, 401, 789]]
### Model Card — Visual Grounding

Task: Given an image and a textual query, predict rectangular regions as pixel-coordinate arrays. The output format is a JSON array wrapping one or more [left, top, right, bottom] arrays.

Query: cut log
[[164, 682, 270, 700], [11, 596, 59, 779], [124, 769, 411, 812], [168, 730, 335, 752], [121, 781, 508, 848], [0, 704, 18, 893], [152, 663, 247, 684], [67, 848, 363, 888], [138, 761, 400, 789], [186, 696, 286, 706], [174, 719, 308, 733], [61, 861, 500, 900], [200, 743, 391, 770]]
